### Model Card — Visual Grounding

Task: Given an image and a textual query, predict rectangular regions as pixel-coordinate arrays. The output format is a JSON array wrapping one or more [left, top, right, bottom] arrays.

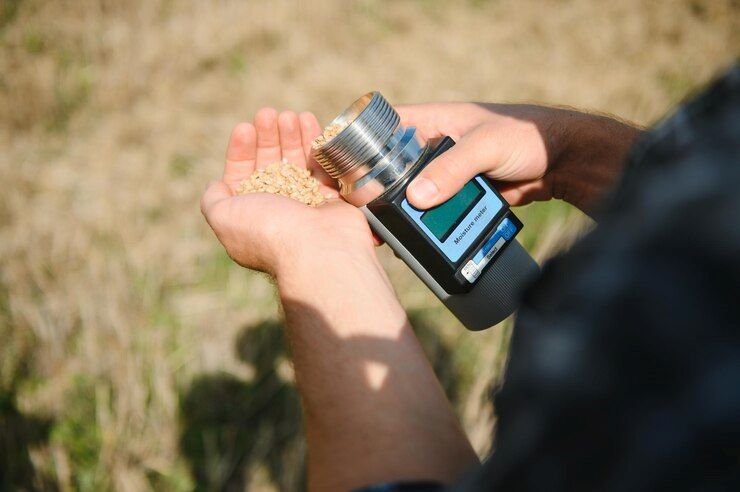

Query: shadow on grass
[[179, 320, 305, 491], [179, 311, 459, 491], [0, 385, 56, 490]]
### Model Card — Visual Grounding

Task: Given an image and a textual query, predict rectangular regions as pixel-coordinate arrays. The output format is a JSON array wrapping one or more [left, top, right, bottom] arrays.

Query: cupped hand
[[396, 102, 557, 209], [201, 109, 375, 277]]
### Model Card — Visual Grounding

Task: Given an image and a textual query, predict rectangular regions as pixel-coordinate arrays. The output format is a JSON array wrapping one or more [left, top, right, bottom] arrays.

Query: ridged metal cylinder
[[312, 92, 423, 206], [313, 92, 399, 178]]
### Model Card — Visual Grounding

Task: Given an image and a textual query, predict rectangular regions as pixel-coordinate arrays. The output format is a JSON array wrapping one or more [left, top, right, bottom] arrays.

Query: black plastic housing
[[366, 137, 523, 294]]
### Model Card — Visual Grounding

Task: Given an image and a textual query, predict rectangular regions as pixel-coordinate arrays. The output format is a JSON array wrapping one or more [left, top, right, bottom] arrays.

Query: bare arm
[[201, 109, 477, 492], [397, 103, 643, 215], [278, 246, 478, 491], [203, 103, 643, 491]]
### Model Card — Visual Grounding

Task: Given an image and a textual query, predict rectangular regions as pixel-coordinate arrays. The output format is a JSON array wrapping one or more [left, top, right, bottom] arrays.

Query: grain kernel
[[236, 160, 326, 207], [311, 122, 347, 149]]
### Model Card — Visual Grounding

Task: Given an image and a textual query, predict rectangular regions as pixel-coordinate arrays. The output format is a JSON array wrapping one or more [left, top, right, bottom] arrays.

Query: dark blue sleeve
[[354, 481, 445, 492], [360, 65, 740, 492], [451, 65, 740, 491]]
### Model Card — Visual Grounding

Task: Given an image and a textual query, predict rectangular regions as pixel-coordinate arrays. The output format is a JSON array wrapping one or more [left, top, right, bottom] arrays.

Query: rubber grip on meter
[[362, 206, 539, 330], [444, 240, 539, 330]]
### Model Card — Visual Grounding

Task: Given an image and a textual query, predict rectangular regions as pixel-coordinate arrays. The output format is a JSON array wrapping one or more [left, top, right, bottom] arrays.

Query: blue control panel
[[400, 176, 504, 263], [460, 218, 518, 283]]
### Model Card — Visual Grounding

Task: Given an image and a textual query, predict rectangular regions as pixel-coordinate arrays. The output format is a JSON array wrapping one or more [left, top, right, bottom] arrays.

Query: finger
[[223, 122, 257, 190], [371, 231, 384, 247], [201, 180, 232, 218], [278, 111, 306, 167], [397, 102, 493, 142], [299, 111, 322, 157], [405, 135, 493, 209], [395, 104, 443, 142], [254, 107, 281, 168], [300, 111, 336, 188]]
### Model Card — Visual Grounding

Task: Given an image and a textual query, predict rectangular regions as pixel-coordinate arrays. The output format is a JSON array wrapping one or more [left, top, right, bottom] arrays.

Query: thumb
[[200, 180, 232, 218], [406, 137, 491, 209]]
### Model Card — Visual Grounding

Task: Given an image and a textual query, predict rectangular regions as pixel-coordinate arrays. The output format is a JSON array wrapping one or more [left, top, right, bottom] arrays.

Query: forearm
[[547, 108, 644, 213], [276, 248, 478, 491]]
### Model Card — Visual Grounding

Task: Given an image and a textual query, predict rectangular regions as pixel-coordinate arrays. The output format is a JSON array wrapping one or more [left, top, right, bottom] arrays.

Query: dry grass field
[[0, 0, 737, 490]]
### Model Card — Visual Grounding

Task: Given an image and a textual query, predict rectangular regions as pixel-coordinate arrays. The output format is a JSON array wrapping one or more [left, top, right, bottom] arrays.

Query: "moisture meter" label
[[400, 176, 504, 263]]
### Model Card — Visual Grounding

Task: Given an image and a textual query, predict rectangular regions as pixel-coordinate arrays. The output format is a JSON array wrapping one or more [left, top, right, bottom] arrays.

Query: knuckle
[[445, 156, 467, 179], [475, 122, 501, 147], [430, 156, 466, 192]]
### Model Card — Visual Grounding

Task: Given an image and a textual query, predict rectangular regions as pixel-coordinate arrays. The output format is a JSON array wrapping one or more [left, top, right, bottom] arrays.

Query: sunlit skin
[[201, 104, 641, 491], [201, 108, 376, 276], [201, 107, 479, 491], [398, 103, 642, 214]]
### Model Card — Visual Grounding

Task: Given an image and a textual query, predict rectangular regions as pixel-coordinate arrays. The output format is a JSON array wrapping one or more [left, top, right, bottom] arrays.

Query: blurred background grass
[[0, 0, 737, 490]]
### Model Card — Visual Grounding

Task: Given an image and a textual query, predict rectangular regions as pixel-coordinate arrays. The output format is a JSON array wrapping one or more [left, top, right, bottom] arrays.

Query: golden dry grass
[[0, 0, 737, 490]]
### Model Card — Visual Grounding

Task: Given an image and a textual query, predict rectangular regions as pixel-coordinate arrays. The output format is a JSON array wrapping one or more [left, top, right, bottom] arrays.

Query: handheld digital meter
[[312, 92, 539, 330]]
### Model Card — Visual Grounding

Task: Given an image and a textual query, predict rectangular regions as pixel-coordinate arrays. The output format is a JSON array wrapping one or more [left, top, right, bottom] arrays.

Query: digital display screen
[[420, 180, 485, 242]]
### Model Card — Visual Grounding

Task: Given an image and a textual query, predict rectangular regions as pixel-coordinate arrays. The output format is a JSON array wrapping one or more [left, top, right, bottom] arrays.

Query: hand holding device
[[312, 93, 540, 330], [397, 102, 642, 214]]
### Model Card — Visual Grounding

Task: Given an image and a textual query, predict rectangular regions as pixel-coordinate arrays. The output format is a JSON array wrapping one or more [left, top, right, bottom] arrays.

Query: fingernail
[[409, 177, 438, 202]]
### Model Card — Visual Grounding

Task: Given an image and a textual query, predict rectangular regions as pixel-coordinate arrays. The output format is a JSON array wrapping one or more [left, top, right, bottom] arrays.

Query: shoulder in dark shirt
[[456, 64, 740, 492], [360, 65, 740, 492]]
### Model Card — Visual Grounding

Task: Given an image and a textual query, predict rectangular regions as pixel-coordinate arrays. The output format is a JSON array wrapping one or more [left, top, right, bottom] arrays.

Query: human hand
[[397, 102, 641, 214], [201, 109, 376, 277]]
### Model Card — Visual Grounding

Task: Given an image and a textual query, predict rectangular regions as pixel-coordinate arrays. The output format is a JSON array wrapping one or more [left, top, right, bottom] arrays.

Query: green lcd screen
[[420, 180, 485, 242]]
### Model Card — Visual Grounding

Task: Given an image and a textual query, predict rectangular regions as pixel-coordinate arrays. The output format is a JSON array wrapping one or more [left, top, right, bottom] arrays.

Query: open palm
[[201, 109, 374, 276]]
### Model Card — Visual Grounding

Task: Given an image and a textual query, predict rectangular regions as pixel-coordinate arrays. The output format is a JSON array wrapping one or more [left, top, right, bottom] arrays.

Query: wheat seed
[[312, 122, 346, 149], [236, 159, 326, 207]]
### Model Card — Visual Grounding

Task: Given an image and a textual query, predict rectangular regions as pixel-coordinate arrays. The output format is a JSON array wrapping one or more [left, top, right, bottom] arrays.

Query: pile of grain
[[236, 159, 325, 206], [311, 121, 346, 148]]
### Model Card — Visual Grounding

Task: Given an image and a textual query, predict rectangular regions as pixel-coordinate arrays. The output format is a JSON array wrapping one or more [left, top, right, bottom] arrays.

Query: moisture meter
[[312, 92, 539, 330]]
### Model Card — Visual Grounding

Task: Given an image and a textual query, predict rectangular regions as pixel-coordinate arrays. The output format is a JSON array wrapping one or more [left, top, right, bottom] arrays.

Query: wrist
[[548, 109, 643, 213], [275, 242, 409, 337], [274, 241, 380, 286]]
